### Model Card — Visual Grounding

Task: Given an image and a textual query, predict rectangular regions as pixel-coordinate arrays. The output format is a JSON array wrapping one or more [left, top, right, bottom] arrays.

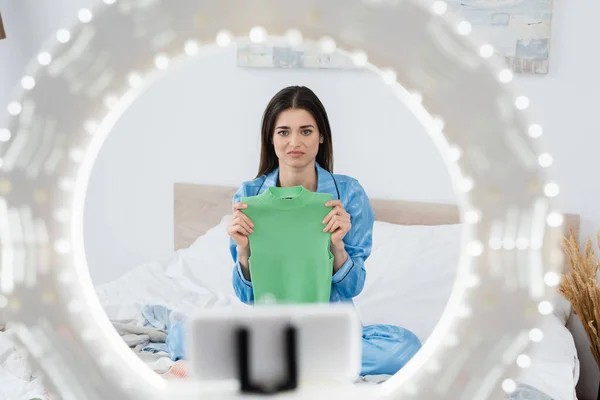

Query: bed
[[0, 183, 583, 399], [172, 182, 582, 399]]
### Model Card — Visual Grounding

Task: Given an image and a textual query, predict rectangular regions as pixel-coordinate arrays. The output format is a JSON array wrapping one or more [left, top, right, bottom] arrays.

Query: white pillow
[[551, 291, 572, 325], [515, 314, 579, 400], [354, 221, 462, 342], [165, 215, 235, 296]]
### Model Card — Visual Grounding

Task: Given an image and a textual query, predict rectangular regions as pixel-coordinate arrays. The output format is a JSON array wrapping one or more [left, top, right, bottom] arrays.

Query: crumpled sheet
[[0, 329, 51, 400], [111, 304, 185, 359]]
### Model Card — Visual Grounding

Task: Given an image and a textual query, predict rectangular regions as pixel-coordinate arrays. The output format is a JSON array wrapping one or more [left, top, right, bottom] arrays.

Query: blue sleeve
[[230, 184, 254, 304], [331, 180, 374, 298]]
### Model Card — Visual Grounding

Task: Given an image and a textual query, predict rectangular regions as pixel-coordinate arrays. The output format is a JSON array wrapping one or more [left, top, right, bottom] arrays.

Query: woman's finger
[[232, 213, 254, 230], [325, 200, 342, 208], [323, 210, 334, 225], [233, 217, 253, 234], [328, 221, 341, 234], [323, 215, 339, 232], [233, 210, 255, 229], [326, 212, 350, 226], [231, 224, 251, 237], [233, 209, 244, 219], [331, 230, 346, 244], [323, 206, 344, 224], [240, 213, 254, 229], [329, 219, 351, 234], [232, 202, 248, 211]]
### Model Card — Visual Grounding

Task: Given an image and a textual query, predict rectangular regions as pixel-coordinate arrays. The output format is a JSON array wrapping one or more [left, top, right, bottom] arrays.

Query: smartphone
[[186, 304, 362, 391]]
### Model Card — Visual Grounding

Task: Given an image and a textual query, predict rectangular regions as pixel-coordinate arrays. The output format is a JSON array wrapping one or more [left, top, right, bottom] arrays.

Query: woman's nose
[[289, 132, 301, 147]]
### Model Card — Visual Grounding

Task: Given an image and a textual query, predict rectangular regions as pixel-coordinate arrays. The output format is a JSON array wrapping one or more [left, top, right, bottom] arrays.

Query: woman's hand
[[227, 202, 254, 250], [323, 200, 351, 249]]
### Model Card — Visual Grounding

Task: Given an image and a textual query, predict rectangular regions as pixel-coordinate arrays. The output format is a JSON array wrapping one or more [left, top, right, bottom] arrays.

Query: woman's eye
[[278, 131, 289, 136], [302, 130, 312, 135]]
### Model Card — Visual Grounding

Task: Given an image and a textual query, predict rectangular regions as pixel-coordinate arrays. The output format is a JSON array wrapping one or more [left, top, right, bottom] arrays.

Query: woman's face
[[272, 108, 321, 170]]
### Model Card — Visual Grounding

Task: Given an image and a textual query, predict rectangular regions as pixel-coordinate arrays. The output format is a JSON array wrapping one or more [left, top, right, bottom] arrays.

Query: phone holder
[[236, 325, 298, 395]]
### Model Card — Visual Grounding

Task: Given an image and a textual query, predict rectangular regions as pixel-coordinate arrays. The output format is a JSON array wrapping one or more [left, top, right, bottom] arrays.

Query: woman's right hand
[[227, 202, 254, 250]]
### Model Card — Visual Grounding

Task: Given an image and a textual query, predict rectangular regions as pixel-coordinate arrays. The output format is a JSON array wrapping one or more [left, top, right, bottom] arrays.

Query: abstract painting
[[446, 0, 554, 74], [237, 41, 356, 70]]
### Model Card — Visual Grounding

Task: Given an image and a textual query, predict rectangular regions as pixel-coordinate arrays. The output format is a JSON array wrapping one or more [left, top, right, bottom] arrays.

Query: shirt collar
[[258, 162, 337, 199]]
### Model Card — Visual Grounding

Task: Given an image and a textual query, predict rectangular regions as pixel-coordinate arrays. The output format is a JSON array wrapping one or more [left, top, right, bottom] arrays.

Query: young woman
[[228, 86, 422, 376]]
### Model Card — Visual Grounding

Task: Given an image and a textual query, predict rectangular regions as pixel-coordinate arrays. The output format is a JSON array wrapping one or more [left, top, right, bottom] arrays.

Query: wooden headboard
[[174, 182, 580, 255], [175, 183, 464, 249]]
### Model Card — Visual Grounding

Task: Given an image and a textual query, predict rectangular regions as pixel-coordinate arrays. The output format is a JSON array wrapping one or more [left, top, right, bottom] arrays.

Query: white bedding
[[0, 329, 48, 400], [0, 217, 580, 399], [96, 258, 247, 323], [515, 312, 580, 400]]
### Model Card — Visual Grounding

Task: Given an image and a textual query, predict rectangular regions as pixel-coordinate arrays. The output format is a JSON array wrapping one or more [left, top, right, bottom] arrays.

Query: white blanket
[[95, 256, 248, 323], [0, 329, 48, 400]]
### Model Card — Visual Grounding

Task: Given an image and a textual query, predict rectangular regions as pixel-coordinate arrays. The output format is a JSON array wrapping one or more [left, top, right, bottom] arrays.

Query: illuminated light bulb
[[57, 29, 71, 43], [381, 68, 397, 85], [516, 354, 531, 368], [0, 129, 11, 142], [544, 272, 560, 287], [538, 153, 553, 167], [285, 29, 303, 47], [184, 40, 200, 55], [216, 31, 232, 47], [352, 50, 368, 67], [467, 241, 483, 256], [457, 21, 472, 35], [21, 76, 36, 90], [38, 52, 52, 66], [127, 72, 143, 88], [154, 54, 169, 69], [479, 44, 494, 58], [528, 124, 543, 138], [54, 239, 72, 254], [547, 212, 564, 227], [499, 69, 513, 83], [502, 379, 517, 393], [515, 96, 530, 110], [432, 1, 447, 14], [529, 328, 543, 342], [464, 210, 481, 224], [249, 26, 267, 43], [543, 182, 560, 197], [459, 177, 474, 193], [7, 102, 22, 116], [318, 36, 337, 54], [78, 9, 93, 23], [538, 301, 553, 315]]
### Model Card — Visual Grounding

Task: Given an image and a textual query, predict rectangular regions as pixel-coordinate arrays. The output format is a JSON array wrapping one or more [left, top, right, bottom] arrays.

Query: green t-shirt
[[241, 186, 334, 304]]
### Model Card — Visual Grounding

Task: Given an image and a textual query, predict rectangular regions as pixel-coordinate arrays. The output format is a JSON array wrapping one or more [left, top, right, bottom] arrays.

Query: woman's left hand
[[323, 200, 351, 248]]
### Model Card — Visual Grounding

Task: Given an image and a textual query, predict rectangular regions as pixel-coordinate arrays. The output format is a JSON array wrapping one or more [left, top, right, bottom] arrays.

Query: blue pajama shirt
[[230, 163, 421, 376]]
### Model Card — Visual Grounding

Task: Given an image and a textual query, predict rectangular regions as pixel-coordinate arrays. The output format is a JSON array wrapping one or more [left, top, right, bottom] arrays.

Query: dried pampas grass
[[559, 227, 600, 368]]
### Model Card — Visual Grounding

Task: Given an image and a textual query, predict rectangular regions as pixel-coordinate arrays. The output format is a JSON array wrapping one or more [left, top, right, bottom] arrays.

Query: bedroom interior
[[1, 0, 599, 399]]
